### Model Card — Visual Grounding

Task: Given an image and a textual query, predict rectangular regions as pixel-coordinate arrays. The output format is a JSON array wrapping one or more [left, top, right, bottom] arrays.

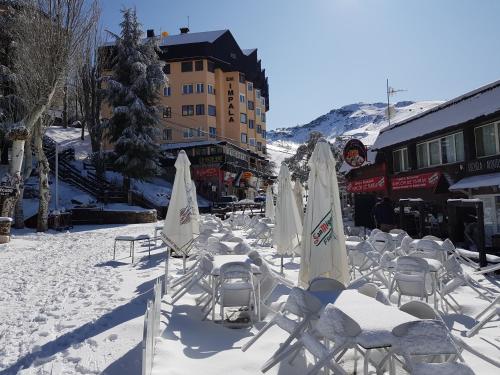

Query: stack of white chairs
[[370, 231, 396, 254], [466, 295, 500, 337], [410, 239, 447, 263], [242, 287, 322, 355], [389, 256, 434, 306], [349, 241, 390, 287]]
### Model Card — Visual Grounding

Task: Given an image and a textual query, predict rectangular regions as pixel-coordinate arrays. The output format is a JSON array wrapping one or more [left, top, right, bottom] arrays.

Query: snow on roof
[[449, 172, 500, 190], [159, 29, 228, 47], [373, 80, 500, 150], [242, 48, 256, 56]]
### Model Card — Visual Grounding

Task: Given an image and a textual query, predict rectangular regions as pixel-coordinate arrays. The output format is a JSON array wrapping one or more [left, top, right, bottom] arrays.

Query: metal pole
[[386, 78, 391, 127], [55, 143, 59, 210]]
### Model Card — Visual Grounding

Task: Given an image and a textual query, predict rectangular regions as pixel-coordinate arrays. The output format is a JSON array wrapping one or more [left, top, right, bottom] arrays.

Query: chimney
[[146, 29, 155, 38], [180, 27, 190, 34]]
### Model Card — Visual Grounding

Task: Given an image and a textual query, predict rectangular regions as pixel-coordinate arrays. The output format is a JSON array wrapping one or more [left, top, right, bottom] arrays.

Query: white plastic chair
[[390, 229, 407, 235], [241, 287, 322, 353], [389, 256, 434, 306], [395, 235, 413, 256], [346, 235, 363, 241], [410, 239, 447, 262], [307, 277, 346, 292], [370, 231, 395, 254], [368, 228, 382, 241], [218, 261, 257, 325], [170, 256, 214, 305], [379, 320, 474, 375], [423, 235, 442, 241], [358, 283, 391, 305]]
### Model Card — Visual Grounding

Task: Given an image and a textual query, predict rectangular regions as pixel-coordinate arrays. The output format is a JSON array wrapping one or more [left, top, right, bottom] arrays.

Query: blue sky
[[101, 0, 500, 130]]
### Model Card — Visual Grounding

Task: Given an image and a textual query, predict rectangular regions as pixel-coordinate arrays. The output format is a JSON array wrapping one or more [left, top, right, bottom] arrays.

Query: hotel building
[[102, 28, 271, 200]]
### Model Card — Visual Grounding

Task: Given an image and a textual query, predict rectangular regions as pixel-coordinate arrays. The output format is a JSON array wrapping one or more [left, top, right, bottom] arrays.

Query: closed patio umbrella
[[293, 180, 304, 223], [274, 163, 303, 272], [265, 185, 275, 220], [162, 150, 200, 272], [299, 139, 349, 286]]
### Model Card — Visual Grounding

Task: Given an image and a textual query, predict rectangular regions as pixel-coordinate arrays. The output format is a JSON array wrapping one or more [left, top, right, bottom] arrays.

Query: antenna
[[386, 78, 407, 126], [187, 16, 190, 29]]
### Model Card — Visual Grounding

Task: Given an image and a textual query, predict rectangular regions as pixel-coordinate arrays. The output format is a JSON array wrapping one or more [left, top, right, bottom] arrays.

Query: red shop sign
[[391, 172, 440, 191], [347, 176, 386, 193], [193, 167, 219, 179]]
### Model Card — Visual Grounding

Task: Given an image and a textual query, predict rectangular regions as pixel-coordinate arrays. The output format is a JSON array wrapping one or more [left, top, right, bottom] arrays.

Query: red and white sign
[[347, 176, 386, 193], [193, 167, 219, 179], [391, 172, 440, 191]]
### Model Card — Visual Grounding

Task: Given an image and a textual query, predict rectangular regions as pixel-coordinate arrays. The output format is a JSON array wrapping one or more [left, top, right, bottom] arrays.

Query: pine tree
[[105, 8, 166, 190], [284, 131, 323, 184]]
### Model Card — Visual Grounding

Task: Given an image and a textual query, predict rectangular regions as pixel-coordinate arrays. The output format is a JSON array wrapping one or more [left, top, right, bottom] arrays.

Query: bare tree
[[76, 22, 105, 176], [1, 0, 99, 230]]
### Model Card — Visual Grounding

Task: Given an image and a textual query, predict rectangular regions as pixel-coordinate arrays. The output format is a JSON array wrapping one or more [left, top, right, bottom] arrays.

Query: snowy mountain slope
[[268, 101, 442, 146]]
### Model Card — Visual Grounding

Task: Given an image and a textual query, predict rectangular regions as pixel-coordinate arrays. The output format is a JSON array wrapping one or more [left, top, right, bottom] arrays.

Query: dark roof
[[159, 30, 227, 46], [373, 79, 500, 150]]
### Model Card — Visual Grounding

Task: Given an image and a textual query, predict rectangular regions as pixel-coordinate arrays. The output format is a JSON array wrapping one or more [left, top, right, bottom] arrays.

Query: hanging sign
[[391, 172, 440, 191], [343, 139, 367, 167], [347, 176, 386, 193]]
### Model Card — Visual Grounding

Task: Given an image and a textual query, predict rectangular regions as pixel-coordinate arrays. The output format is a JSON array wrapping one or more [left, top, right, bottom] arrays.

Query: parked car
[[254, 195, 266, 203], [214, 195, 238, 208]]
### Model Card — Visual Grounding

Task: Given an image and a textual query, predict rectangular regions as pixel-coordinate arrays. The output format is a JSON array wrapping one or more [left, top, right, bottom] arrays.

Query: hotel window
[[239, 94, 245, 103], [182, 84, 194, 94], [182, 105, 194, 116], [249, 138, 256, 146], [241, 132, 248, 144], [248, 119, 254, 129], [207, 84, 215, 95], [209, 127, 217, 138], [417, 132, 464, 168], [240, 113, 247, 124], [247, 82, 253, 91], [393, 148, 409, 173], [256, 108, 261, 117], [475, 122, 500, 157], [208, 105, 216, 116], [195, 104, 205, 115], [257, 141, 262, 151], [183, 128, 194, 138], [256, 89, 261, 99], [162, 107, 171, 118], [196, 83, 204, 93], [257, 124, 262, 134], [162, 128, 172, 141], [163, 86, 171, 97], [195, 60, 204, 71], [239, 73, 245, 83], [260, 97, 265, 106], [207, 60, 215, 73], [262, 130, 266, 139], [247, 100, 254, 110], [163, 64, 170, 75], [181, 61, 193, 72], [261, 113, 266, 123]]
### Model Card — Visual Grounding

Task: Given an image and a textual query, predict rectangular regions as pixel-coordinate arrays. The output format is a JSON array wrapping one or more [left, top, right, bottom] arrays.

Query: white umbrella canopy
[[162, 150, 200, 256], [298, 139, 350, 287], [273, 163, 303, 257], [265, 185, 275, 220], [293, 180, 305, 223]]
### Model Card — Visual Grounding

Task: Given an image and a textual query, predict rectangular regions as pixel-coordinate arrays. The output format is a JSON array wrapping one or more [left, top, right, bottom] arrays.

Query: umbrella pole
[[281, 255, 284, 274], [164, 247, 170, 296], [182, 254, 187, 274]]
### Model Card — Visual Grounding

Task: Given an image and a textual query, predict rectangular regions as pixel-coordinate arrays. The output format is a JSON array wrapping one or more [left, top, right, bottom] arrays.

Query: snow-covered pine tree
[[106, 8, 166, 191], [284, 131, 323, 184]]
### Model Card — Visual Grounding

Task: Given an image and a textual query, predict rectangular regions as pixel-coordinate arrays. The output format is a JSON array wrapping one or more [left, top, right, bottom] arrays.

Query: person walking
[[373, 196, 396, 232]]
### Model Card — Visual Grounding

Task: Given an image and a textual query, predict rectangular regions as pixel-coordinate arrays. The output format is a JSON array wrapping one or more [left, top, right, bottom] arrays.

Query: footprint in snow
[[106, 333, 118, 342]]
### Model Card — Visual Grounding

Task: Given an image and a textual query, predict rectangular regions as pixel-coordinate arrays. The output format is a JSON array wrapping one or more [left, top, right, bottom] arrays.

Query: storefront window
[[393, 148, 409, 172], [429, 140, 440, 165]]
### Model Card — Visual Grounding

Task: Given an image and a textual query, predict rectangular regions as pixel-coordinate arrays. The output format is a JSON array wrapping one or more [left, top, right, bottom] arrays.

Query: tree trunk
[[34, 123, 50, 232], [14, 137, 33, 228], [63, 83, 68, 128]]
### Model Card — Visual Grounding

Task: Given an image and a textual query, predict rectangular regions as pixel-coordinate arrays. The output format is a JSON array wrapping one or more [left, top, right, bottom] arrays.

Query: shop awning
[[449, 172, 500, 190]]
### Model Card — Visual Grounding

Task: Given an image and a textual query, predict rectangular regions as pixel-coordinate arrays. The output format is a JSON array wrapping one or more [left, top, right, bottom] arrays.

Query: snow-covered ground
[[0, 218, 498, 375], [0, 223, 166, 375], [266, 141, 298, 174]]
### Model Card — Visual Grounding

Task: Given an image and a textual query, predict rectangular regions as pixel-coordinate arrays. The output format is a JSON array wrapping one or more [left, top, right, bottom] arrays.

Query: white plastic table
[[210, 254, 262, 322], [311, 289, 418, 374]]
